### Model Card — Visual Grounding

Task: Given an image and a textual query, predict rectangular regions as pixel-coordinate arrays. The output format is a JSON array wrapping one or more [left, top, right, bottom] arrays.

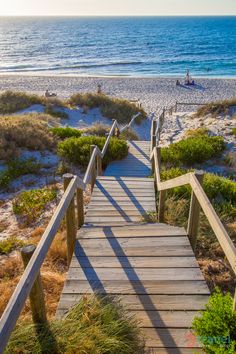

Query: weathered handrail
[[150, 108, 236, 311], [0, 111, 141, 353]]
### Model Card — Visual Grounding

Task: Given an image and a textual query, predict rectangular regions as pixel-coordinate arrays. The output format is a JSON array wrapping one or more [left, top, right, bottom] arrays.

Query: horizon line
[[1, 14, 236, 17]]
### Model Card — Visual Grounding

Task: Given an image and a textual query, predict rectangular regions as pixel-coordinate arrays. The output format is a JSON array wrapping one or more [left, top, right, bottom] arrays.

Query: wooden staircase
[[57, 141, 209, 353]]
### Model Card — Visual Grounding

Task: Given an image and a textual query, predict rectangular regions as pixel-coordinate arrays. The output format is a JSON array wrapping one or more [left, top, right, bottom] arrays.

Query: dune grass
[[12, 186, 58, 225], [120, 128, 140, 141], [69, 93, 146, 124], [0, 114, 56, 161], [195, 97, 236, 117], [0, 236, 25, 255], [83, 123, 110, 136], [0, 90, 67, 114], [5, 295, 144, 354], [0, 158, 41, 190]]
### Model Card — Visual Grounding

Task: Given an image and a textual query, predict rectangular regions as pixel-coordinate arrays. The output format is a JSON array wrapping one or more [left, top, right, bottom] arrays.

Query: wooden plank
[[130, 310, 197, 328], [77, 227, 186, 238], [86, 210, 144, 216], [142, 328, 201, 348], [70, 256, 199, 268], [58, 294, 208, 311], [61, 280, 210, 295], [77, 236, 191, 248], [67, 267, 204, 281], [149, 349, 204, 354], [98, 176, 153, 181], [85, 216, 143, 223]]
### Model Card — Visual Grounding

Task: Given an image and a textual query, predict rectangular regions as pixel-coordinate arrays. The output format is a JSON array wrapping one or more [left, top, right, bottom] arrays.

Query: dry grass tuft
[[0, 114, 56, 160], [195, 97, 236, 117]]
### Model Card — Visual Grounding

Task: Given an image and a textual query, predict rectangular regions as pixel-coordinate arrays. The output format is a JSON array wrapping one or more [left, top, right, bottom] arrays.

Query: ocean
[[0, 16, 235, 77]]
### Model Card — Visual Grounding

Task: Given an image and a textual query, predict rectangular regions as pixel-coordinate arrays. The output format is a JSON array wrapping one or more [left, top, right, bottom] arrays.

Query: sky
[[0, 0, 235, 16]]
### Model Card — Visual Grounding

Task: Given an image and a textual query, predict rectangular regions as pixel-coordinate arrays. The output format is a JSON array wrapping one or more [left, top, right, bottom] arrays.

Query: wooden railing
[[0, 113, 141, 353], [150, 108, 236, 312]]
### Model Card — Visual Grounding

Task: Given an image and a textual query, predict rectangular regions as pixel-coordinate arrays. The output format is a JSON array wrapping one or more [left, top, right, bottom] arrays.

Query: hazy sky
[[0, 0, 235, 16]]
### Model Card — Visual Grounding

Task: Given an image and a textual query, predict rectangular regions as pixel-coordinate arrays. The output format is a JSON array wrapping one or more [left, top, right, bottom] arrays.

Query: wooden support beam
[[76, 188, 84, 228], [187, 171, 204, 251], [21, 245, 47, 325], [158, 190, 166, 223], [90, 145, 96, 191], [63, 173, 76, 265]]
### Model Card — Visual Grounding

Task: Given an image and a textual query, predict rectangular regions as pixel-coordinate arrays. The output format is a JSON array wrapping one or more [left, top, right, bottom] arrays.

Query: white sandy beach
[[0, 75, 236, 114]]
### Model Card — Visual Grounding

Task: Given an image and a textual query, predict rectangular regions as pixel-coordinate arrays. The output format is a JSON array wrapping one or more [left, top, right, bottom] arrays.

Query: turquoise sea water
[[0, 16, 235, 77]]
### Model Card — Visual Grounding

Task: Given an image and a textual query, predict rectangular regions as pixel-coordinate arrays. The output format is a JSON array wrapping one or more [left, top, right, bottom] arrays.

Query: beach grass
[[0, 114, 56, 161], [69, 93, 146, 124], [5, 295, 144, 354], [195, 97, 236, 117]]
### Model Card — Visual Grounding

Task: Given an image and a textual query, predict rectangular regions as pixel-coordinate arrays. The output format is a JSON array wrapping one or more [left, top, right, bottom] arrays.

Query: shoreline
[[1, 73, 236, 80]]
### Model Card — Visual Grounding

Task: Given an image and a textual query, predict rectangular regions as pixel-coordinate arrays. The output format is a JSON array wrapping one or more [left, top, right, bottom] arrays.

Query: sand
[[0, 75, 236, 115]]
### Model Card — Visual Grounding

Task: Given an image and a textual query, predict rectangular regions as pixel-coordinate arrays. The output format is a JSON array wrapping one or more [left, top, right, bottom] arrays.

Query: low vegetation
[[69, 93, 146, 124], [195, 97, 236, 117], [0, 114, 56, 160], [192, 288, 236, 353], [58, 136, 128, 167], [0, 158, 41, 190], [161, 133, 225, 166], [6, 295, 144, 354], [12, 186, 58, 225], [50, 126, 82, 139], [0, 90, 67, 115], [0, 91, 44, 114], [45, 104, 69, 119], [232, 128, 236, 136], [120, 128, 140, 141], [83, 123, 110, 136], [0, 236, 25, 255]]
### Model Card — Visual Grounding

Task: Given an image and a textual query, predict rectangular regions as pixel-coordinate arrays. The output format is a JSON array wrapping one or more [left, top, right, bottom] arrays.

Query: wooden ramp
[[57, 140, 209, 353]]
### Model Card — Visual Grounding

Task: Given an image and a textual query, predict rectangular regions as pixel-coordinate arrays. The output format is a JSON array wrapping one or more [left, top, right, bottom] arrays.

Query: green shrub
[[195, 97, 236, 117], [0, 90, 44, 114], [0, 236, 25, 255], [69, 93, 146, 124], [232, 128, 236, 136], [58, 136, 128, 167], [192, 288, 236, 353], [13, 187, 57, 225], [6, 295, 144, 354], [51, 126, 82, 139], [0, 158, 41, 190], [161, 135, 225, 166]]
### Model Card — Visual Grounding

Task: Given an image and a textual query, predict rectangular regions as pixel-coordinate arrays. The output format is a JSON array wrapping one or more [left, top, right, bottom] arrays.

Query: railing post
[[21, 245, 47, 325], [156, 146, 166, 223], [97, 154, 103, 176], [151, 119, 157, 174], [90, 145, 96, 191], [76, 188, 84, 228], [233, 288, 236, 313], [63, 173, 76, 265], [187, 170, 204, 251], [175, 101, 178, 112]]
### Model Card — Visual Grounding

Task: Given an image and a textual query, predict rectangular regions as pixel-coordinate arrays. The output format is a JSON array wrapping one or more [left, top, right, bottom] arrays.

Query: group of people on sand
[[176, 70, 195, 86]]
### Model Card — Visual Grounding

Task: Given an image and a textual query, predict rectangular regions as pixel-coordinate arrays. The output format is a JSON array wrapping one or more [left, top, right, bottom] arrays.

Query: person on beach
[[176, 79, 180, 86], [97, 84, 102, 94], [185, 70, 195, 85]]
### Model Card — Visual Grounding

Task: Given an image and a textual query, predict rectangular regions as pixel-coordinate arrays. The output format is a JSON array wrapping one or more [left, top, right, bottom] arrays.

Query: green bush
[[0, 90, 44, 114], [13, 187, 57, 225], [69, 93, 146, 124], [232, 128, 236, 136], [58, 136, 128, 167], [51, 126, 82, 139], [6, 295, 144, 354], [192, 288, 236, 353], [0, 236, 25, 255], [195, 97, 236, 117], [161, 135, 225, 166], [0, 158, 41, 190]]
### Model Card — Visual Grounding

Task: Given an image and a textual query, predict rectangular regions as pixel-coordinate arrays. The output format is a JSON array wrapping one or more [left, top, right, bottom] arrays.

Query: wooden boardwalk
[[57, 140, 209, 353]]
